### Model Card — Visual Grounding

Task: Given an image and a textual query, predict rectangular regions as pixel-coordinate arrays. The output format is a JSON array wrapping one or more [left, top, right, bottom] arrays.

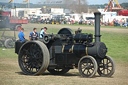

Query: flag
[[8, 0, 13, 3], [23, 0, 29, 3]]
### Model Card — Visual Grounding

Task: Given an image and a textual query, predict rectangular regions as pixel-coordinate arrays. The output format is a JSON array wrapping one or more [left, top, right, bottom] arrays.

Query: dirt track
[[0, 58, 128, 85]]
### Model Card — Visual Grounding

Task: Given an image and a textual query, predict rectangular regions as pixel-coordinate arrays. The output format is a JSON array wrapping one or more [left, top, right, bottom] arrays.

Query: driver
[[40, 27, 47, 38]]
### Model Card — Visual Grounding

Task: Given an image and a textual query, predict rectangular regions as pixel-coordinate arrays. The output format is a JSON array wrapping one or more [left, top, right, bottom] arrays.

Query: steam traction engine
[[15, 12, 115, 78]]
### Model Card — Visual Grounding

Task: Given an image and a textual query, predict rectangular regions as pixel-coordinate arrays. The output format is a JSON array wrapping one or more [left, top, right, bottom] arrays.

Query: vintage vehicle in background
[[0, 10, 28, 48], [0, 10, 28, 30], [0, 29, 16, 48]]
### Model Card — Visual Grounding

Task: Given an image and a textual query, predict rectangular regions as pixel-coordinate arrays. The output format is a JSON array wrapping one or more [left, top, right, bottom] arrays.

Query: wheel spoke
[[106, 60, 110, 65], [99, 66, 104, 68], [103, 68, 105, 74], [91, 68, 94, 71], [101, 68, 105, 72], [82, 67, 87, 73], [108, 65, 112, 67], [107, 68, 111, 72], [107, 68, 109, 74], [87, 69, 91, 75], [36, 68, 39, 72]]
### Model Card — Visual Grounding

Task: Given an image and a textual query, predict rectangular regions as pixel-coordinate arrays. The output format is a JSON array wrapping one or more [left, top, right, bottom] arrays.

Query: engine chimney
[[94, 12, 101, 42]]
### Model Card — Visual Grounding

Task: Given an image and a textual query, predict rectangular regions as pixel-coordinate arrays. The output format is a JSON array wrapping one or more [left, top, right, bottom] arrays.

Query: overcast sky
[[0, 0, 128, 5]]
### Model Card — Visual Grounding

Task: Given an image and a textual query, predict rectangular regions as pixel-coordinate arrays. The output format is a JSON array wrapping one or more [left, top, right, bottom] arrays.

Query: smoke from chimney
[[64, 0, 88, 13]]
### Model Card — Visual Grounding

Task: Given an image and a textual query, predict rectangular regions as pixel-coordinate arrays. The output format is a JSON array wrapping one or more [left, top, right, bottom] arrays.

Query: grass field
[[0, 24, 128, 85]]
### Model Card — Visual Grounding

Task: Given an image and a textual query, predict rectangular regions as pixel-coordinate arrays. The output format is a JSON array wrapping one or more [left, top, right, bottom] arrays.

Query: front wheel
[[78, 56, 98, 78], [97, 55, 115, 77]]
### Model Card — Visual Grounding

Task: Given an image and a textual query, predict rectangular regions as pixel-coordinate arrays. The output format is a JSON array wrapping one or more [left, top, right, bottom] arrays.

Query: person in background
[[29, 28, 39, 40], [40, 27, 47, 38], [18, 28, 26, 42]]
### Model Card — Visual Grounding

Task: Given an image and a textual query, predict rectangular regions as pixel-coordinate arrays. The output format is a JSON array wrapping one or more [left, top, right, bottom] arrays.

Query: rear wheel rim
[[19, 43, 43, 74]]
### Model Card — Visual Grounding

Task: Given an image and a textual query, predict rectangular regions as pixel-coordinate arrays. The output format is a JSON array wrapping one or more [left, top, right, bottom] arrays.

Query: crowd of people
[[28, 17, 95, 25], [18, 27, 48, 42], [113, 19, 128, 27], [102, 18, 128, 27], [27, 17, 128, 27]]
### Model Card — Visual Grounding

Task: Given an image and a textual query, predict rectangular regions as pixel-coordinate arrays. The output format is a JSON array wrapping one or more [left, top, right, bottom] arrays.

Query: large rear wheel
[[18, 41, 50, 75]]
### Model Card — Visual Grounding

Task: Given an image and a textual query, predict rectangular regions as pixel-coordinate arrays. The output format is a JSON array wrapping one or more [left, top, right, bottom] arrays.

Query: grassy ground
[[64, 24, 128, 29], [32, 23, 128, 29], [0, 24, 128, 85]]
